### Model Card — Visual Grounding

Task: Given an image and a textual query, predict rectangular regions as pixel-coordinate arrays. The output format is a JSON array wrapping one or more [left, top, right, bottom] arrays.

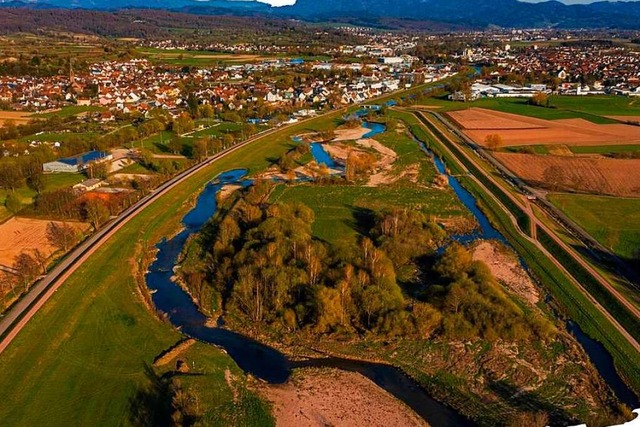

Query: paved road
[[410, 109, 640, 354]]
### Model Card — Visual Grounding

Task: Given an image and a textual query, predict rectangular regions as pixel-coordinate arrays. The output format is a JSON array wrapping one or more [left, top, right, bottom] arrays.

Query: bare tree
[[47, 222, 79, 252], [13, 252, 40, 291]]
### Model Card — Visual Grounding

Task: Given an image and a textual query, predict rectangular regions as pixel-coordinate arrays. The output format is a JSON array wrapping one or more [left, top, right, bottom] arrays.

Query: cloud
[[256, 0, 296, 6]]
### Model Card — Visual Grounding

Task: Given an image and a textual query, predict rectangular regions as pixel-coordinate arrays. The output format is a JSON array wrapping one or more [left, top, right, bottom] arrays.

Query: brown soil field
[[493, 152, 640, 197], [0, 217, 89, 267], [0, 111, 33, 126], [258, 368, 428, 427], [448, 108, 640, 147]]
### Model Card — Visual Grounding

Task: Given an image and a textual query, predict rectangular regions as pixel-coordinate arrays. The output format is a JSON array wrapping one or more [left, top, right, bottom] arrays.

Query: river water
[[145, 117, 638, 426]]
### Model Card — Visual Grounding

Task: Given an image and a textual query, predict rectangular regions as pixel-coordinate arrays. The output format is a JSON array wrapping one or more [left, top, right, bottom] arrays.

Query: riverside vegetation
[[177, 116, 633, 426]]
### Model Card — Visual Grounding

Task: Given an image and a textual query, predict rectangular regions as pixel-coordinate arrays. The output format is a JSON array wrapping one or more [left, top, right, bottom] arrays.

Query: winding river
[[145, 117, 638, 427]]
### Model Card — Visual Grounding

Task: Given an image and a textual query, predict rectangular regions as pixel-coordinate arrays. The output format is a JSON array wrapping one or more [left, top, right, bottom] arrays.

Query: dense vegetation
[[181, 183, 554, 343]]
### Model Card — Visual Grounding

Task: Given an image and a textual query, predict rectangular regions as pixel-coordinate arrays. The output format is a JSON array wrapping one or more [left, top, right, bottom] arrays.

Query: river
[[146, 117, 638, 426]]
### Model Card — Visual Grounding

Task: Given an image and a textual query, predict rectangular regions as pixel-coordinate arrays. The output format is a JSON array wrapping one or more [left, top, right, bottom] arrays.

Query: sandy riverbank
[[258, 367, 429, 427]]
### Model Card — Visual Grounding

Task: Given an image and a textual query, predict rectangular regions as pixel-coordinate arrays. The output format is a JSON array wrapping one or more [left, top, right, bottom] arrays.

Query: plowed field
[[448, 108, 640, 147], [493, 152, 640, 197], [0, 217, 89, 267]]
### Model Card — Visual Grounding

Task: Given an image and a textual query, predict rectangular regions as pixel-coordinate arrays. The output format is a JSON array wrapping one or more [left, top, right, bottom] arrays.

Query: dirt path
[[258, 368, 429, 427]]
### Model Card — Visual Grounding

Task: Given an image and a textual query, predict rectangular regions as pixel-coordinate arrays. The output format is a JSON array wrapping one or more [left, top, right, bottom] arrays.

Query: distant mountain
[[3, 0, 640, 29]]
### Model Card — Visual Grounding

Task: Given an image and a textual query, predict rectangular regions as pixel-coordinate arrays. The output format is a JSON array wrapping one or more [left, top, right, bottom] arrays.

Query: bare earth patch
[[472, 240, 540, 305], [0, 110, 32, 126], [258, 368, 428, 427], [334, 127, 370, 141], [493, 152, 640, 197], [217, 184, 243, 201], [448, 108, 640, 147]]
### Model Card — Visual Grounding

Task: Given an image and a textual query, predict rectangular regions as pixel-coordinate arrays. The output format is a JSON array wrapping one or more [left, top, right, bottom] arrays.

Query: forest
[[180, 182, 555, 342]]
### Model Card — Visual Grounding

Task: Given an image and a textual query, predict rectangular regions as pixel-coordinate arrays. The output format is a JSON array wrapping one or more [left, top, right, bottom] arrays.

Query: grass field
[[0, 173, 85, 222], [0, 111, 345, 425], [17, 131, 98, 144], [270, 184, 466, 245], [569, 145, 640, 155], [37, 106, 105, 119], [418, 95, 640, 124], [136, 47, 273, 66], [549, 194, 640, 260]]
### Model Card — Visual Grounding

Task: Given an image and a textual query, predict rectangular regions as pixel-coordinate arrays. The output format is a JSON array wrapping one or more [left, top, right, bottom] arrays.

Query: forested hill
[[4, 0, 640, 29]]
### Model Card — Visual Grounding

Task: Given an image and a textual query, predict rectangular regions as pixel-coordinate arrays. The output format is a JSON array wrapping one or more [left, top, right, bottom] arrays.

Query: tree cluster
[[181, 190, 555, 343]]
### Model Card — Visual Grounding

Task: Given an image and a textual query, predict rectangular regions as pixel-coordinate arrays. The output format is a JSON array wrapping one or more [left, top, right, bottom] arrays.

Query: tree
[[167, 137, 183, 155], [84, 199, 110, 230], [47, 222, 79, 252], [485, 134, 503, 151], [172, 114, 195, 135], [33, 248, 48, 274], [0, 159, 22, 191], [192, 138, 208, 161], [4, 192, 21, 215], [13, 252, 40, 290], [529, 92, 549, 107], [86, 161, 109, 179]]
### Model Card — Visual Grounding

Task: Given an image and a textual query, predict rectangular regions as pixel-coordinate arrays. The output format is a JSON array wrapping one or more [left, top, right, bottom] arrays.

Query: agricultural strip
[[549, 194, 640, 260]]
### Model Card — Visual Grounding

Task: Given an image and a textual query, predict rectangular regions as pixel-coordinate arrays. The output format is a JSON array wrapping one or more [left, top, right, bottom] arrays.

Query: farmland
[[136, 47, 273, 66], [0, 217, 89, 268], [549, 194, 640, 260], [493, 152, 640, 197], [416, 95, 640, 124], [0, 110, 32, 126], [447, 108, 640, 148]]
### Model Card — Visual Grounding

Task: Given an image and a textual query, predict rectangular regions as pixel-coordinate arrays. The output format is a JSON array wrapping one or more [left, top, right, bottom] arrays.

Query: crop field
[[417, 95, 640, 123], [0, 110, 32, 126], [447, 108, 640, 147], [0, 217, 89, 267], [136, 47, 272, 66], [493, 152, 640, 197], [549, 194, 640, 260]]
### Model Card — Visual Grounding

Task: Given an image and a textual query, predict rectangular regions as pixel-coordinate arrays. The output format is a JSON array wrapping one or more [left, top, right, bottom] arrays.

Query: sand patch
[[472, 240, 540, 305], [334, 127, 370, 141], [259, 368, 428, 427], [218, 184, 242, 201]]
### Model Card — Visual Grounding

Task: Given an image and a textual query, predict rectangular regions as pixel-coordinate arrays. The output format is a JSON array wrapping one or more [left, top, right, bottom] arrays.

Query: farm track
[[407, 109, 640, 355]]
